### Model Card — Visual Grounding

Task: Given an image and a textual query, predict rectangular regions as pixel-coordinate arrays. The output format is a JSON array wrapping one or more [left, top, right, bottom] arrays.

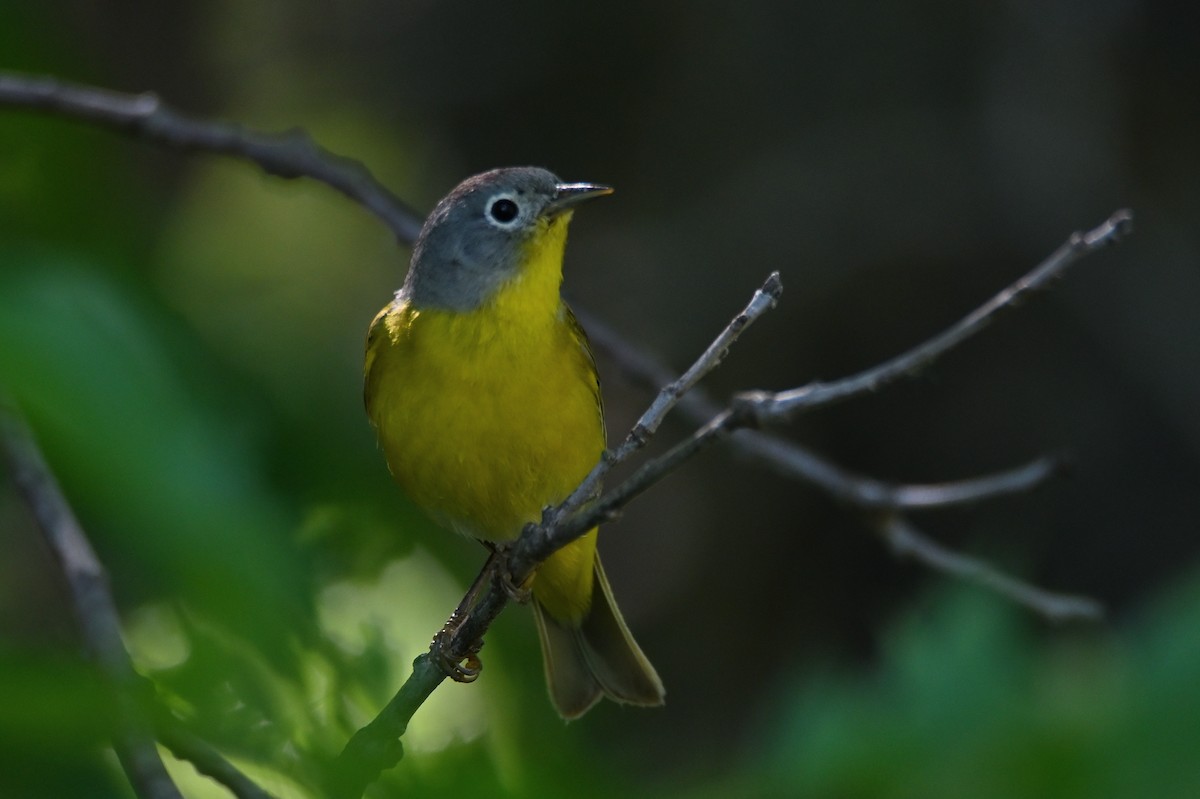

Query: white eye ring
[[485, 192, 523, 228]]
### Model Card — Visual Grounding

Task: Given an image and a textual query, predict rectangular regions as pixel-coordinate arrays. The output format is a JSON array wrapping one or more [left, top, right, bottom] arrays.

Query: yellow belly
[[365, 297, 604, 621]]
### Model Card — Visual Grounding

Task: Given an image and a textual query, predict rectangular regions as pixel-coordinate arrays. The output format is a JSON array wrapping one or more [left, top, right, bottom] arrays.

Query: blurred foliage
[[686, 577, 1200, 799], [3, 0, 1200, 796]]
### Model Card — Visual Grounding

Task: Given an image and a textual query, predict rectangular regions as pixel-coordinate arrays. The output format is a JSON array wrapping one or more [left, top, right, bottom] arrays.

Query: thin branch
[[325, 655, 444, 798], [549, 272, 783, 529], [878, 514, 1103, 622], [0, 71, 424, 243], [156, 721, 280, 799], [622, 272, 783, 448], [579, 211, 1132, 527], [0, 392, 183, 799], [734, 209, 1134, 422], [1, 390, 282, 796], [741, 437, 1069, 510], [517, 407, 744, 571], [575, 214, 1131, 622], [545, 396, 1094, 628], [877, 456, 1067, 509], [578, 310, 1067, 511]]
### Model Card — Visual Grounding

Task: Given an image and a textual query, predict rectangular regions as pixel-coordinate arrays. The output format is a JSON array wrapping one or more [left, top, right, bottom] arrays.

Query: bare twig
[[548, 272, 783, 529], [548, 427, 1095, 628], [574, 209, 1132, 624], [0, 392, 183, 799], [579, 309, 1068, 511], [0, 67, 1099, 517], [577, 330, 1095, 624], [0, 71, 424, 243], [878, 514, 1104, 622], [156, 720, 280, 799], [621, 272, 783, 448], [875, 456, 1067, 509], [517, 407, 747, 571], [734, 209, 1134, 422]]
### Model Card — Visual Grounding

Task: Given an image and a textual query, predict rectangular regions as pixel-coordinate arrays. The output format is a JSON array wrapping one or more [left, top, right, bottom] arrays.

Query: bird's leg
[[430, 547, 496, 683], [487, 542, 532, 604], [430, 542, 535, 682]]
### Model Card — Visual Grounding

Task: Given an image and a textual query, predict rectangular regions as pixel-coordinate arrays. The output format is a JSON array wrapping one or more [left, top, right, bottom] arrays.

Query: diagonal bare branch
[[877, 514, 1103, 622], [546, 272, 783, 531], [0, 71, 424, 243], [155, 719, 280, 799], [578, 309, 1068, 511], [734, 209, 1134, 422], [0, 391, 183, 799]]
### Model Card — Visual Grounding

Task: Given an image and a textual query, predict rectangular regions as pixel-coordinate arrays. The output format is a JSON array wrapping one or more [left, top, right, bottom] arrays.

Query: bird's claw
[[437, 647, 483, 683], [483, 542, 532, 604], [431, 615, 484, 683], [494, 565, 532, 604]]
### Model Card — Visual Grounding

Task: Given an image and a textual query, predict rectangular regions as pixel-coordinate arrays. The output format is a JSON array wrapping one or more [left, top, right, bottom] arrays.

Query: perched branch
[[324, 651, 445, 798], [0, 71, 424, 243], [328, 273, 782, 797], [0, 392, 183, 799]]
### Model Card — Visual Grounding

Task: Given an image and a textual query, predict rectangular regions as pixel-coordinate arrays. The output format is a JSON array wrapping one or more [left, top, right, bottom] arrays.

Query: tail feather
[[532, 554, 665, 719]]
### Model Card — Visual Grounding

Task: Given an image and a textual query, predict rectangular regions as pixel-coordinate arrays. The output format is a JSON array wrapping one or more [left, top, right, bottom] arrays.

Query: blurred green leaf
[[0, 647, 126, 798], [732, 575, 1200, 799], [0, 250, 310, 663]]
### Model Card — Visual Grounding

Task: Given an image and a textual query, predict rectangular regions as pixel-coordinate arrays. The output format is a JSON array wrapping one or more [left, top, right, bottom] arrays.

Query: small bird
[[363, 167, 665, 718]]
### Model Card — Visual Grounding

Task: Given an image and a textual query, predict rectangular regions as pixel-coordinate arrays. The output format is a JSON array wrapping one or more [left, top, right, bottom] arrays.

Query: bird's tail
[[532, 553, 665, 719]]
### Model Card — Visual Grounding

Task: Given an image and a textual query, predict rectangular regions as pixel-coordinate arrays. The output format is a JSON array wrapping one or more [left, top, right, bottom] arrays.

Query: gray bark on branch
[[0, 392, 183, 799], [0, 72, 424, 242]]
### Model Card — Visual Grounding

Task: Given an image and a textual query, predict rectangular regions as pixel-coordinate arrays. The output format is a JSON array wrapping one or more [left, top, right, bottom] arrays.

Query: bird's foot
[[486, 543, 532, 604], [431, 613, 484, 683]]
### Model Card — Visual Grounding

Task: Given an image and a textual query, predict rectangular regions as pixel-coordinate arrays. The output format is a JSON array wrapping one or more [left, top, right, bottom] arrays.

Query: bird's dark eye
[[489, 198, 520, 224]]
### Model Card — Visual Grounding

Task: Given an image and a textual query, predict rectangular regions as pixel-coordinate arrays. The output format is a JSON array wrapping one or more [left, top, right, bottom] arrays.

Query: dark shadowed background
[[2, 2, 1198, 797]]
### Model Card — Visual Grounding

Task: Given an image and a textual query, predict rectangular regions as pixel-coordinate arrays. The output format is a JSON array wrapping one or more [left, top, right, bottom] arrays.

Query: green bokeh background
[[2, 2, 1199, 797]]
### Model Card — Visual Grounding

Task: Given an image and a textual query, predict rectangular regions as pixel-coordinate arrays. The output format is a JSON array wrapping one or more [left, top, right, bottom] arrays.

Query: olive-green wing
[[563, 302, 604, 444]]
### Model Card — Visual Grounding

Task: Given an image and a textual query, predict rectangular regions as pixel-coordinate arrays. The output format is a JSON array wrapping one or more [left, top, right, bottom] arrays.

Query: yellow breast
[[364, 231, 604, 542]]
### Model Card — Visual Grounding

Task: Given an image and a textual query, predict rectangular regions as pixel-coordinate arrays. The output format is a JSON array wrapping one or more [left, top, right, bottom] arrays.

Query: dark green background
[[2, 2, 1198, 797]]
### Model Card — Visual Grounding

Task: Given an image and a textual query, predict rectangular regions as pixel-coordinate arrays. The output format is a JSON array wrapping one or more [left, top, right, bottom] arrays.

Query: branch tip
[[762, 270, 784, 301], [1096, 208, 1134, 244], [879, 515, 1104, 624]]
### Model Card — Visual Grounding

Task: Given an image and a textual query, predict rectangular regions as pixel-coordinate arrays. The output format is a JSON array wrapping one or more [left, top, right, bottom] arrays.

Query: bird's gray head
[[401, 166, 611, 311]]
